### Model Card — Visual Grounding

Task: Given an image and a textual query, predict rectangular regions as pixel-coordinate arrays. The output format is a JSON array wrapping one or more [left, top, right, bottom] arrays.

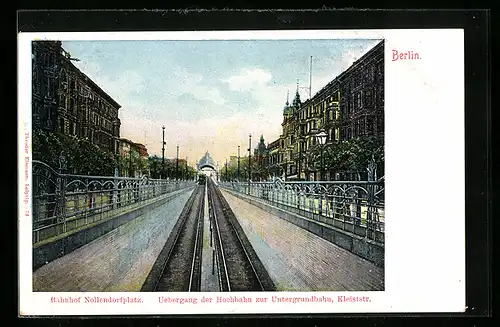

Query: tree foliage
[[118, 150, 149, 177], [32, 129, 117, 176], [322, 136, 384, 174], [148, 155, 196, 180], [218, 155, 271, 182]]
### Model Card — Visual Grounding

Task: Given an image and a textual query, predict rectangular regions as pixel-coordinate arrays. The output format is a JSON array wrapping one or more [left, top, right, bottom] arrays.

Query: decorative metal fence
[[219, 177, 385, 243], [32, 160, 196, 243]]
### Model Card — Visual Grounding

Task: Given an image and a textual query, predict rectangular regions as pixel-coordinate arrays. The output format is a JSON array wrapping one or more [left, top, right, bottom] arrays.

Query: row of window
[[290, 87, 378, 122], [289, 65, 381, 121], [341, 116, 384, 140], [280, 116, 383, 155], [60, 70, 118, 118], [59, 96, 117, 133], [346, 62, 383, 91], [33, 48, 57, 68], [32, 70, 57, 99], [60, 119, 116, 151], [343, 89, 382, 115]]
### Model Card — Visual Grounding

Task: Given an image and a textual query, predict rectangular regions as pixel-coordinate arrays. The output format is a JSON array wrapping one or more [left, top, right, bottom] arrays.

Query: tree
[[148, 155, 162, 179], [32, 130, 118, 176], [117, 149, 147, 177], [322, 136, 384, 180], [148, 155, 197, 180]]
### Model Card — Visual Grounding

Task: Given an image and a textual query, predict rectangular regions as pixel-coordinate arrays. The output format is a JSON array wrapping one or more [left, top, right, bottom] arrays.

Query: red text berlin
[[392, 50, 420, 61]]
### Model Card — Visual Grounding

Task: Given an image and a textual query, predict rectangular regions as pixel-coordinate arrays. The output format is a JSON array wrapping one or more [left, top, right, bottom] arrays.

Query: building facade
[[32, 41, 61, 132], [32, 41, 122, 155], [267, 139, 281, 179], [252, 135, 269, 181], [271, 40, 384, 181], [119, 138, 136, 158], [135, 143, 149, 158], [118, 139, 151, 177]]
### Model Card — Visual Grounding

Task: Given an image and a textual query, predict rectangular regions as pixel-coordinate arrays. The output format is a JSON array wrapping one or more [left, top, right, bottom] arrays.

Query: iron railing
[[219, 177, 384, 243], [32, 160, 196, 243]]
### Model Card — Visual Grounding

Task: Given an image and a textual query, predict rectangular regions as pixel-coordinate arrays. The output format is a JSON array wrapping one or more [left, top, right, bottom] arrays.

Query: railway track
[[208, 179, 276, 292], [141, 178, 275, 292], [141, 185, 204, 292]]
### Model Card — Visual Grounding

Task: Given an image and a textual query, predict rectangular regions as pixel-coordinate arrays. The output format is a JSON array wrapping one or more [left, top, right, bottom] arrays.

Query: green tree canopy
[[32, 130, 117, 176], [323, 136, 384, 175]]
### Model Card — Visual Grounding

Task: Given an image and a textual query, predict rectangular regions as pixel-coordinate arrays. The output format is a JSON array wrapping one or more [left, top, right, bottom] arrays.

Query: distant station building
[[32, 41, 122, 155]]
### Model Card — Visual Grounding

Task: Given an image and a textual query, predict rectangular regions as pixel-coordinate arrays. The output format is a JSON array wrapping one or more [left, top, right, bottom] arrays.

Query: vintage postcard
[[18, 29, 465, 315]]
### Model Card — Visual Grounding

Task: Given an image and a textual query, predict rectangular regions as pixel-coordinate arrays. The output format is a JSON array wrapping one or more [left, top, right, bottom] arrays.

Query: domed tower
[[292, 81, 301, 108], [283, 90, 291, 116], [256, 134, 267, 156]]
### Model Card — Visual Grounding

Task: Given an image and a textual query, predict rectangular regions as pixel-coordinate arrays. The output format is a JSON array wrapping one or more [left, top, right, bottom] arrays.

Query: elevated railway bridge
[[31, 151, 384, 292]]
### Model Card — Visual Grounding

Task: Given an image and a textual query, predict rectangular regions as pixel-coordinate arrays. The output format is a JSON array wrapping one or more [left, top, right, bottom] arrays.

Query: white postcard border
[[18, 29, 465, 315]]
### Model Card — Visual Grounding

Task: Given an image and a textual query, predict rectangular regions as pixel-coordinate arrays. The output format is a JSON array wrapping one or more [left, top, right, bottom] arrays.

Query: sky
[[61, 38, 381, 167]]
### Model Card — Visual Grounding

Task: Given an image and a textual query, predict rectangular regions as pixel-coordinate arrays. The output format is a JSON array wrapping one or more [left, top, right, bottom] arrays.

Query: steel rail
[[152, 187, 198, 292], [210, 182, 231, 292], [188, 191, 204, 292], [216, 188, 265, 291]]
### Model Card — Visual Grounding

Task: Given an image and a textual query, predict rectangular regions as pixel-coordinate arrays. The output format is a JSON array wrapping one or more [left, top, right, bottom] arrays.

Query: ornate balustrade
[[219, 177, 385, 242], [32, 160, 195, 243]]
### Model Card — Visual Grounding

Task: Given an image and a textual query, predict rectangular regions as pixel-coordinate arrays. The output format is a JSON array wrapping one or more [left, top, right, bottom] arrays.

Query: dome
[[292, 90, 301, 107], [283, 92, 291, 114]]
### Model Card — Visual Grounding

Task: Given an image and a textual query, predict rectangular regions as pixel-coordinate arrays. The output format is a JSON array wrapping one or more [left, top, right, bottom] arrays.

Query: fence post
[[355, 188, 361, 226], [113, 168, 118, 210], [58, 153, 67, 229], [332, 191, 337, 221], [341, 185, 347, 230], [318, 186, 323, 217], [366, 155, 377, 238]]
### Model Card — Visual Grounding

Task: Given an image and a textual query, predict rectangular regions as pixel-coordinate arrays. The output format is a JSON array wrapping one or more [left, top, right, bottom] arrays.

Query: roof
[[119, 138, 134, 145], [297, 39, 384, 108], [60, 46, 122, 109]]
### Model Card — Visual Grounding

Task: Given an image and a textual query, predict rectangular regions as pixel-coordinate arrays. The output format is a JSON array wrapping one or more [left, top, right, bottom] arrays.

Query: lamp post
[[161, 125, 165, 179], [299, 141, 303, 181], [248, 134, 252, 194], [316, 130, 328, 181], [237, 145, 240, 182], [225, 158, 228, 182], [128, 148, 132, 178], [195, 161, 198, 181], [284, 161, 287, 181], [185, 156, 188, 181], [176, 145, 179, 180]]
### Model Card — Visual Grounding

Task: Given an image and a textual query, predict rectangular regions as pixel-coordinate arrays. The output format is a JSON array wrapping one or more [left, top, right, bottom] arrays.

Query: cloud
[[161, 66, 226, 106], [115, 70, 147, 94], [74, 58, 229, 127], [66, 39, 380, 168], [340, 50, 361, 71], [193, 87, 226, 106], [222, 68, 273, 92], [72, 61, 146, 107], [117, 108, 282, 168]]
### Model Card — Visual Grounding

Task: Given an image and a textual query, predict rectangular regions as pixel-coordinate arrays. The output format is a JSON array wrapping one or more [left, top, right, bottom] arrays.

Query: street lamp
[[128, 148, 133, 178], [225, 158, 228, 182], [161, 125, 165, 179], [248, 134, 252, 194], [176, 145, 179, 180], [237, 145, 240, 182], [316, 130, 328, 181]]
